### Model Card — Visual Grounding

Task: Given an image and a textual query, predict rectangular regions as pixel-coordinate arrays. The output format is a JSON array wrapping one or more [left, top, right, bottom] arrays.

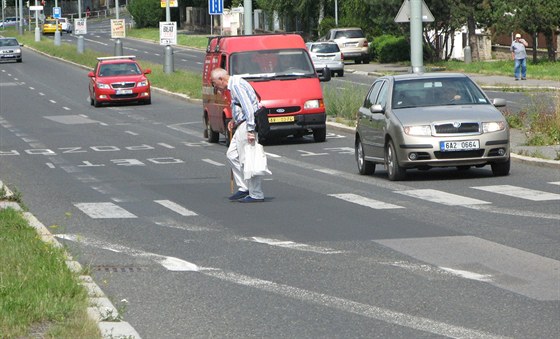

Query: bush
[[128, 0, 164, 28], [318, 17, 337, 39], [372, 34, 410, 63]]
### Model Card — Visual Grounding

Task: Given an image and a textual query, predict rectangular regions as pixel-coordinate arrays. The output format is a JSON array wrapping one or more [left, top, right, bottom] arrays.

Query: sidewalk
[[344, 62, 560, 168]]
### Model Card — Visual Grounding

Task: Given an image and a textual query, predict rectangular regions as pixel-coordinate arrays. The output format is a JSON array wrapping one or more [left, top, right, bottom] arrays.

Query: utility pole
[[243, 0, 251, 34]]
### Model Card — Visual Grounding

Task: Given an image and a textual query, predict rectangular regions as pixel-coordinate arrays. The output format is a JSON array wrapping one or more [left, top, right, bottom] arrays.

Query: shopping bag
[[244, 142, 272, 180]]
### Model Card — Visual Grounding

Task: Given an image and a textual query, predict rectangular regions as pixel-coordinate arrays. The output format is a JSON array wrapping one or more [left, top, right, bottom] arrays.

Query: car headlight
[[96, 82, 111, 89], [483, 121, 506, 133], [137, 80, 149, 87], [404, 125, 432, 136], [304, 99, 323, 109]]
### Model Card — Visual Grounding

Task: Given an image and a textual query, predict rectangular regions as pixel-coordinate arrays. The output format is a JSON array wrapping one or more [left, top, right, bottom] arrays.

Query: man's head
[[515, 33, 521, 40], [210, 68, 229, 90]]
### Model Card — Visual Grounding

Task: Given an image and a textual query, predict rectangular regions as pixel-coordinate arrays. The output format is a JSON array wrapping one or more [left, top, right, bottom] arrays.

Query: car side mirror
[[144, 69, 152, 75], [492, 98, 506, 107], [87, 71, 95, 77], [319, 67, 331, 82], [370, 104, 384, 113]]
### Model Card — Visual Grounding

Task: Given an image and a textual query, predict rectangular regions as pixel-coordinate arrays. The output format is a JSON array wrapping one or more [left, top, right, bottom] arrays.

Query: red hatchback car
[[88, 56, 152, 107]]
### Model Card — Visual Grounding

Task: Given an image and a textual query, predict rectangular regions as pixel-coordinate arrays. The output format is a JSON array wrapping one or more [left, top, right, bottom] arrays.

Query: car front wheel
[[491, 158, 510, 176], [313, 128, 326, 142], [386, 140, 406, 181], [355, 137, 375, 175]]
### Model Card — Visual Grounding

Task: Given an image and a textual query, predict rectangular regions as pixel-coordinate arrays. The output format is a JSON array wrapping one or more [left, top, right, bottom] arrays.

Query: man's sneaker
[[238, 196, 264, 203], [229, 190, 249, 201], [521, 77, 526, 80]]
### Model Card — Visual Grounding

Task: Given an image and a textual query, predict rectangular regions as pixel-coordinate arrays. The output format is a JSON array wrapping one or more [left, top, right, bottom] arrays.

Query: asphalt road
[[0, 45, 559, 338]]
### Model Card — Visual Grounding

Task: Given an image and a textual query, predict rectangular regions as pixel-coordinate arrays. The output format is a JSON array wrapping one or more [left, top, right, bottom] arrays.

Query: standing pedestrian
[[510, 33, 528, 80], [210, 68, 265, 203]]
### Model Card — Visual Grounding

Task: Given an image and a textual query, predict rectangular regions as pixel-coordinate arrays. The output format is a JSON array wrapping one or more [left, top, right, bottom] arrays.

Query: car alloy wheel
[[386, 140, 406, 181], [355, 137, 375, 175]]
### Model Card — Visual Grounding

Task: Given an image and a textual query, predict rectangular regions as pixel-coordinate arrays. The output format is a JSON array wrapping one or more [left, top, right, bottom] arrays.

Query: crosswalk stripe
[[549, 181, 560, 186], [329, 193, 404, 209], [472, 185, 560, 201], [74, 202, 137, 218], [154, 200, 197, 216], [396, 189, 491, 206]]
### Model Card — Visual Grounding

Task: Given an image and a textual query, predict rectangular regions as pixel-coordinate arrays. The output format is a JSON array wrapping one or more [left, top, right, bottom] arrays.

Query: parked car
[[321, 27, 370, 64], [0, 17, 27, 28], [306, 41, 344, 77], [0, 37, 23, 63], [88, 56, 152, 107], [42, 18, 62, 34], [58, 18, 73, 33], [355, 73, 510, 181]]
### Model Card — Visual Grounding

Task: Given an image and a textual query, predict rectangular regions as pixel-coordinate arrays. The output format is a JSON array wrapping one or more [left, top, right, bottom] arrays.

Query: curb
[[0, 181, 142, 339]]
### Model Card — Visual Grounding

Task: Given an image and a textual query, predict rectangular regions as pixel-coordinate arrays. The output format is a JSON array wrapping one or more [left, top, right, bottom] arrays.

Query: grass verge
[[0, 207, 100, 338]]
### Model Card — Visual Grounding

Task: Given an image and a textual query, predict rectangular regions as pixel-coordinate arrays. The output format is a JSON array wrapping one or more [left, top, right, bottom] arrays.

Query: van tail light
[[363, 41, 369, 47], [341, 53, 344, 60]]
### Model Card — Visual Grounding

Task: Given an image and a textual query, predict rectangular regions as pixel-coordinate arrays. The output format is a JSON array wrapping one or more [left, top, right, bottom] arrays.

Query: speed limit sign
[[159, 22, 177, 45]]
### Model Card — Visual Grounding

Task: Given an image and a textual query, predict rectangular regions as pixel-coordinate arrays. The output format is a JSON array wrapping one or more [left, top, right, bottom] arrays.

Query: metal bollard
[[164, 45, 174, 74], [77, 36, 85, 54], [463, 45, 472, 64], [114, 38, 123, 56]]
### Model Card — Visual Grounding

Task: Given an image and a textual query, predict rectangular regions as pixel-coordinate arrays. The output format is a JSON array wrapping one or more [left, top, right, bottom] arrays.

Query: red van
[[202, 34, 330, 143]]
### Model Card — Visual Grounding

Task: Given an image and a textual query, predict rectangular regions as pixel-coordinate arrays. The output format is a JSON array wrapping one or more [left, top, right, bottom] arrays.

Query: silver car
[[0, 37, 23, 63], [355, 73, 510, 180], [306, 41, 344, 77]]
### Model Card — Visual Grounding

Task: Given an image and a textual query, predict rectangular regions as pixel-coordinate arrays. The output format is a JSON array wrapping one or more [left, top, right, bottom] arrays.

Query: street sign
[[159, 21, 177, 45], [395, 0, 434, 23], [110, 19, 126, 38], [30, 5, 43, 10], [52, 7, 61, 19], [160, 0, 178, 7], [74, 18, 87, 35], [208, 0, 223, 15]]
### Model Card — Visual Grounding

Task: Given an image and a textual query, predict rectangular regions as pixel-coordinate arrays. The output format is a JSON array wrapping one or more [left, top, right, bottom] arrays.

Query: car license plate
[[440, 140, 480, 151], [268, 116, 295, 123], [116, 89, 133, 95]]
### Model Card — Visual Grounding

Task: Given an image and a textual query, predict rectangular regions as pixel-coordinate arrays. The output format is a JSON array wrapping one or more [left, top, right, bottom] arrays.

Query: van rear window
[[231, 49, 315, 77]]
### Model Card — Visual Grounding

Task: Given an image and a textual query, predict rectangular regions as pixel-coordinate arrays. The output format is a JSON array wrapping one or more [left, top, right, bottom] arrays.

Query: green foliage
[[322, 83, 366, 121], [372, 34, 410, 63], [318, 17, 337, 38], [128, 0, 164, 28]]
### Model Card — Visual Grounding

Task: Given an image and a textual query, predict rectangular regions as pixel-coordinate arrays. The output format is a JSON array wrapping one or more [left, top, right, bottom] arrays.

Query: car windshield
[[98, 63, 141, 76], [230, 49, 315, 79], [334, 30, 364, 39], [310, 43, 340, 53], [392, 77, 490, 108], [0, 39, 18, 47]]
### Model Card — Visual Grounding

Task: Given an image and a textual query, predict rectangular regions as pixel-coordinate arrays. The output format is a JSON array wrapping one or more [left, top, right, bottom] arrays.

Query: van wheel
[[386, 140, 406, 181], [491, 158, 510, 176], [313, 128, 326, 142], [205, 119, 219, 143], [355, 137, 375, 175]]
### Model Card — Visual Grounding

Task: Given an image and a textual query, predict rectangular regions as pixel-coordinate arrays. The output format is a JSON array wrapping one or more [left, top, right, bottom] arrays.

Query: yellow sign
[[161, 0, 178, 7]]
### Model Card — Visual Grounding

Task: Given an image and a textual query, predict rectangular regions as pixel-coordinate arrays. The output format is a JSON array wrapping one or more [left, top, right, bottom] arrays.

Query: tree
[[128, 0, 164, 28]]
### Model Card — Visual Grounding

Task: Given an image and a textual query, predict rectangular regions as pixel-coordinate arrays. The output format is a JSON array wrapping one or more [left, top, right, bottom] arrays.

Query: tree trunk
[[544, 30, 556, 62], [532, 31, 538, 63], [467, 16, 479, 61]]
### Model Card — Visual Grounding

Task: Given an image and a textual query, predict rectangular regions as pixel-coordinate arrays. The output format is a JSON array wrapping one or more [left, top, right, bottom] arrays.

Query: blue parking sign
[[208, 0, 223, 15], [52, 7, 61, 19]]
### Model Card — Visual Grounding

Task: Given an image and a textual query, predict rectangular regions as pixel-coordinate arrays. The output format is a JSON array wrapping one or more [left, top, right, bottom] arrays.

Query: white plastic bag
[[244, 142, 272, 180]]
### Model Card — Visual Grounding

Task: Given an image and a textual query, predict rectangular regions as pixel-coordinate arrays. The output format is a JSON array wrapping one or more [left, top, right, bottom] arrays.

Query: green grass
[[0, 207, 100, 338], [431, 59, 560, 81]]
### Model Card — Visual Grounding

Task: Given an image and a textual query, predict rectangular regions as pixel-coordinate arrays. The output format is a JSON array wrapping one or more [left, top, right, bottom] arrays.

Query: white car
[[58, 18, 73, 33], [306, 41, 344, 77]]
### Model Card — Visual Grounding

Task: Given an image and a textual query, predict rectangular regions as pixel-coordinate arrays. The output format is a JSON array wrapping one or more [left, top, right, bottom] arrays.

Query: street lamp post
[[77, 0, 84, 53], [54, 0, 61, 46], [114, 0, 123, 56]]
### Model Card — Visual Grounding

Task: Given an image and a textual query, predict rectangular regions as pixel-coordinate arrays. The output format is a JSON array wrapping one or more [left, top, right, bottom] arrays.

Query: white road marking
[[74, 202, 137, 218], [376, 236, 560, 301], [264, 152, 281, 158], [472, 185, 560, 201], [46, 163, 55, 169], [549, 181, 560, 186], [56, 234, 198, 271], [248, 237, 345, 254], [397, 189, 491, 205], [154, 200, 197, 216], [125, 131, 139, 136], [202, 269, 508, 339], [158, 143, 175, 149], [49, 99, 56, 104], [314, 168, 347, 176], [202, 158, 225, 166], [329, 193, 404, 209]]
